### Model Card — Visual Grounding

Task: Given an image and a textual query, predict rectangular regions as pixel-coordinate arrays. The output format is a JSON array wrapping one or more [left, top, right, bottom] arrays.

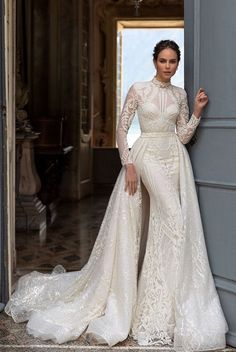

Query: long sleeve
[[176, 89, 201, 144], [116, 84, 138, 165]]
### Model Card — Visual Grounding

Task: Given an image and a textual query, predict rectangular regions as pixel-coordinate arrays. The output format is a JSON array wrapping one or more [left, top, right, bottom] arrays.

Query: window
[[117, 21, 184, 147]]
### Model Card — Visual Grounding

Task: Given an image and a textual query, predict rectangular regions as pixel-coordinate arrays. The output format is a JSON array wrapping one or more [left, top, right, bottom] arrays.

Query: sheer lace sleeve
[[176, 89, 201, 144], [116, 84, 138, 165]]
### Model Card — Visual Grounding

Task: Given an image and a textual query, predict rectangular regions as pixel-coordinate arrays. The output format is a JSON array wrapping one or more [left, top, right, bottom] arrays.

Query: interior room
[[2, 0, 236, 350], [14, 0, 184, 277]]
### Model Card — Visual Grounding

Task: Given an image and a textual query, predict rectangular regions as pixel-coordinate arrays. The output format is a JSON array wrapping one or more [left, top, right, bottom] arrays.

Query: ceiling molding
[[94, 0, 183, 11], [103, 0, 182, 6]]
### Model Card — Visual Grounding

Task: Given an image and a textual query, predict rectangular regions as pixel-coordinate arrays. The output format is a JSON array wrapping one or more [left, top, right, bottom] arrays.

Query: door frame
[[0, 0, 7, 306], [0, 0, 16, 304]]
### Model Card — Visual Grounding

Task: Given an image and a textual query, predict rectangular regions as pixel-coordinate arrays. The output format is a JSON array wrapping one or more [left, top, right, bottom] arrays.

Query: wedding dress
[[5, 77, 228, 351]]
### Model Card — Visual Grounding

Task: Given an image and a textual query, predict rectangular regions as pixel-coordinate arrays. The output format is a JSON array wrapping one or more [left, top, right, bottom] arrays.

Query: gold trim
[[118, 19, 184, 29]]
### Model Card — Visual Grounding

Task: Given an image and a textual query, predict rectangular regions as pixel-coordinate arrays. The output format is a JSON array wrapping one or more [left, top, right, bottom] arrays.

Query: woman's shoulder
[[171, 85, 188, 102], [126, 81, 151, 98], [130, 80, 151, 90], [171, 84, 187, 95]]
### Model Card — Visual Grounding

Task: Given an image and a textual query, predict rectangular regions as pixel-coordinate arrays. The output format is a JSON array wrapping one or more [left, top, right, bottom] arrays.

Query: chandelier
[[133, 0, 143, 16]]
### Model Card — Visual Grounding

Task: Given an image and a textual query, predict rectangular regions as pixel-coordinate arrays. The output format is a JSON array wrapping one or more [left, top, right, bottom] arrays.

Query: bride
[[5, 40, 228, 351]]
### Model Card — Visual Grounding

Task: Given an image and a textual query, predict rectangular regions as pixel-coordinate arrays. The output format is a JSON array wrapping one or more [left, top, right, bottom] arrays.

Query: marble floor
[[1, 196, 235, 351], [15, 195, 110, 277]]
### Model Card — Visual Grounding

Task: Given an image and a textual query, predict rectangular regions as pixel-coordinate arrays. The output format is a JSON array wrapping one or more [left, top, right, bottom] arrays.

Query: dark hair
[[153, 40, 181, 61]]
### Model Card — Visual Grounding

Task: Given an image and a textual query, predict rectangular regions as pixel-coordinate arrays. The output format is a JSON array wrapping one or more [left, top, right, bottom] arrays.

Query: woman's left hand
[[193, 88, 209, 117]]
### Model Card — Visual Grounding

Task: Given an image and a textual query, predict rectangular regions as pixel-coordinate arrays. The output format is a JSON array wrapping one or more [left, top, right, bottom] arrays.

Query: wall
[[185, 0, 236, 345], [22, 0, 92, 200]]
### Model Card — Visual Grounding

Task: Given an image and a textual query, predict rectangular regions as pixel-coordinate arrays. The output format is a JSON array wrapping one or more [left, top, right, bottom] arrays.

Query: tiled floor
[[1, 197, 236, 351], [0, 312, 235, 352], [15, 196, 109, 277]]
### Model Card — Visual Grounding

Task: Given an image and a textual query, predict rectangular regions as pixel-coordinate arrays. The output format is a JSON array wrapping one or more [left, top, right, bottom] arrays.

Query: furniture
[[15, 134, 47, 242], [32, 116, 73, 223]]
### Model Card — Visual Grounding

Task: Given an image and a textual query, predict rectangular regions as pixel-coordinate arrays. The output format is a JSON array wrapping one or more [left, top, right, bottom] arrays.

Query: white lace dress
[[5, 77, 228, 351]]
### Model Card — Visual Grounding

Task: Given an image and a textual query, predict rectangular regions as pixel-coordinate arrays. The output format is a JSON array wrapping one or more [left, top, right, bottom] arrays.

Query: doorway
[[2, 0, 187, 299], [116, 20, 184, 147]]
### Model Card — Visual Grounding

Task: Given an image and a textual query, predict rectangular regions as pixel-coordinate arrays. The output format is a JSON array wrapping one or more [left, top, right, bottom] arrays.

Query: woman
[[5, 40, 228, 351]]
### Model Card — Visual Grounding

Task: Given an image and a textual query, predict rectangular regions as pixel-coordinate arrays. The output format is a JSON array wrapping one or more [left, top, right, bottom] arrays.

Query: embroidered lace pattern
[[116, 77, 201, 165], [5, 77, 228, 351]]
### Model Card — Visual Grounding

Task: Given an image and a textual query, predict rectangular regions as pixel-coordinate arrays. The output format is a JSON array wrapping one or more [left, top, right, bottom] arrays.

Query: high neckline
[[151, 76, 171, 88]]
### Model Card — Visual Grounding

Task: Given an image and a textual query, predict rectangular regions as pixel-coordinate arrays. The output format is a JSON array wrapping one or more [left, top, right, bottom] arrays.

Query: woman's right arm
[[116, 84, 138, 195]]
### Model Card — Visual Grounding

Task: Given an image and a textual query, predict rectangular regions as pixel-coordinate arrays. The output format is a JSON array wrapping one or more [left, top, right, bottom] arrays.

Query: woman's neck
[[155, 75, 171, 84]]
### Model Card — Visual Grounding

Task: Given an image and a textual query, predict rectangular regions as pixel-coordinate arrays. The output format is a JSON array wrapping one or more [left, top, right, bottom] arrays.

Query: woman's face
[[153, 48, 179, 82]]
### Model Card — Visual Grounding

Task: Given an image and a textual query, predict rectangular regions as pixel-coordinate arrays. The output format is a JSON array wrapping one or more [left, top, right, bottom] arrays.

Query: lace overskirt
[[5, 134, 228, 351]]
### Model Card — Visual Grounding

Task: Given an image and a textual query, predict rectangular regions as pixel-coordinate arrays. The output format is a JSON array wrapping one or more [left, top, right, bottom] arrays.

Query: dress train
[[5, 77, 228, 350], [5, 137, 228, 350]]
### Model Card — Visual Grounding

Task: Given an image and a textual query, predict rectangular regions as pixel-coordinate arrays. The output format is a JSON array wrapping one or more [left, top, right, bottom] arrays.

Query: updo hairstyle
[[153, 40, 181, 62]]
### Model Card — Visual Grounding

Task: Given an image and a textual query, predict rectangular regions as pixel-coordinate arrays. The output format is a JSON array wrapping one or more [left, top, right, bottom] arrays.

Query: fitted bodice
[[137, 78, 180, 133], [116, 77, 201, 165]]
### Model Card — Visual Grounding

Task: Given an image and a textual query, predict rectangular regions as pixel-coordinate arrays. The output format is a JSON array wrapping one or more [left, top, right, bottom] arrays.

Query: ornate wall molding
[[94, 0, 183, 22], [96, 0, 182, 8]]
